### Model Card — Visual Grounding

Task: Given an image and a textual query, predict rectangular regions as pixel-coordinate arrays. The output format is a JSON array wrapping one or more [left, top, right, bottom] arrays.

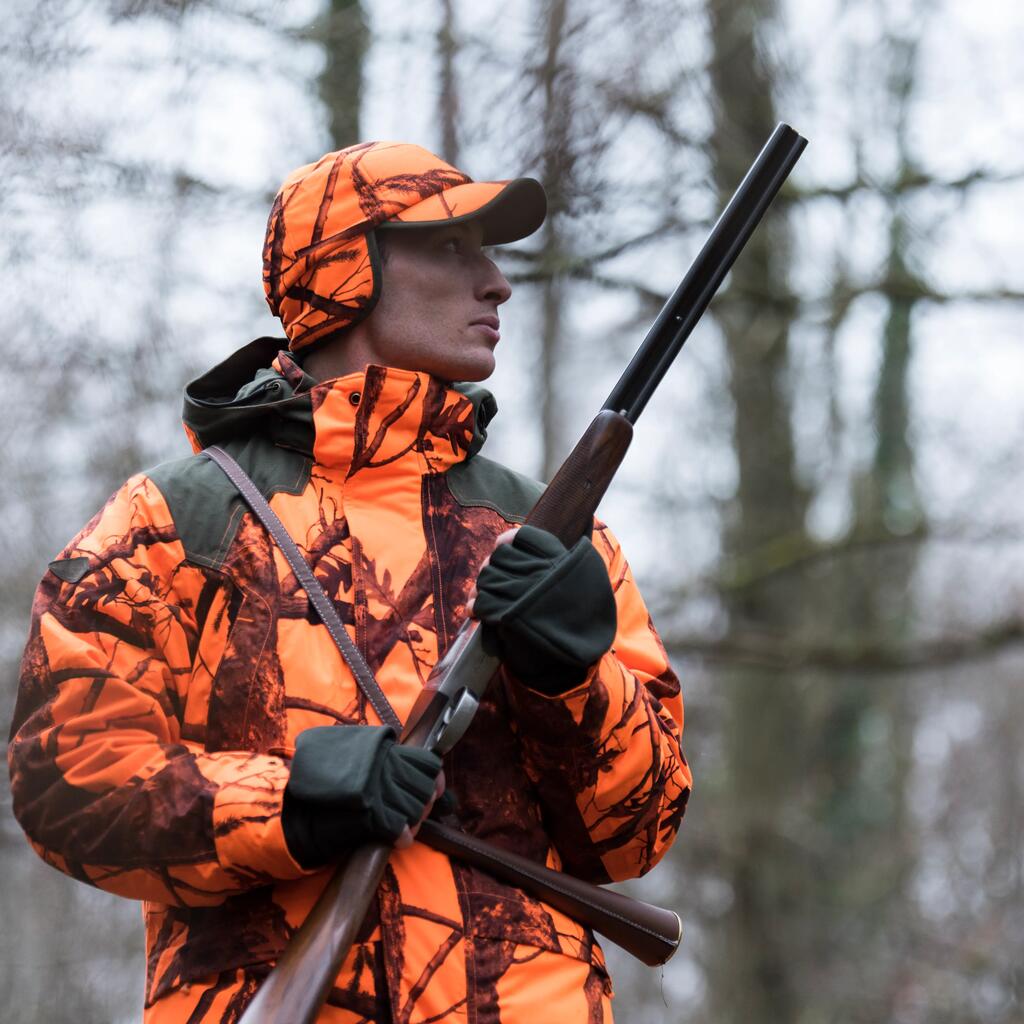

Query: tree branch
[[794, 167, 1024, 203], [667, 617, 1024, 672]]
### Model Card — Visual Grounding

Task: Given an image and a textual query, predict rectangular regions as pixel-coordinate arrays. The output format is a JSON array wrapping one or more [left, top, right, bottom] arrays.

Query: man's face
[[355, 221, 513, 382]]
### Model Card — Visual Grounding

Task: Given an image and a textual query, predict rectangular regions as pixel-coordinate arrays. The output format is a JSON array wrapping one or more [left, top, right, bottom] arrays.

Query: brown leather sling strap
[[203, 444, 681, 967], [205, 445, 402, 732]]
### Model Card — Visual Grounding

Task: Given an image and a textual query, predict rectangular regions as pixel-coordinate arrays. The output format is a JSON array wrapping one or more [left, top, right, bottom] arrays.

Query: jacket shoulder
[[444, 454, 545, 523], [146, 436, 310, 569]]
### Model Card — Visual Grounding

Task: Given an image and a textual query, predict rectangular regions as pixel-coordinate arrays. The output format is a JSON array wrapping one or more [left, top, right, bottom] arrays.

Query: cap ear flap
[[284, 231, 385, 354]]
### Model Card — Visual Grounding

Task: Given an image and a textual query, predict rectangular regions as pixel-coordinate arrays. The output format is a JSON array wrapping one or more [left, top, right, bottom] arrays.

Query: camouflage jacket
[[8, 338, 691, 1023]]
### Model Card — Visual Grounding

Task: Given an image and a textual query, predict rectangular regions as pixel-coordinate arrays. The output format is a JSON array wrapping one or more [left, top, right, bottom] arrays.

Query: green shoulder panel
[[146, 435, 311, 570], [444, 455, 545, 523]]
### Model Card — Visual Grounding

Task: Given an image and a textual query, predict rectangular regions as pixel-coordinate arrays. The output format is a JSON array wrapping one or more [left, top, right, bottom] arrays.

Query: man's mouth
[[469, 316, 500, 343]]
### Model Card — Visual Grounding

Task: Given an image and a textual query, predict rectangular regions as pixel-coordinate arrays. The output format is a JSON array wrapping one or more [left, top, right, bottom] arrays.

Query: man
[[8, 141, 691, 1022]]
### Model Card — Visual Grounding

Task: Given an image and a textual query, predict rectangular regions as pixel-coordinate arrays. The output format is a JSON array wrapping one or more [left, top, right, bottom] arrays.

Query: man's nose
[[477, 256, 513, 306]]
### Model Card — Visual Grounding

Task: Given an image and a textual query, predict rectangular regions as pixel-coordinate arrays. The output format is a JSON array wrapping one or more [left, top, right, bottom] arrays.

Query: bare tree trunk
[[705, 5, 923, 1019], [535, 0, 571, 482], [705, 1, 806, 1019], [861, 218, 920, 530], [832, 47, 923, 1003], [317, 0, 367, 148], [437, 0, 459, 165]]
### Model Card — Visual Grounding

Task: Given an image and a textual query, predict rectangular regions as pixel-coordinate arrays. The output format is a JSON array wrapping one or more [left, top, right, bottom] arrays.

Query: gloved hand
[[282, 725, 443, 869], [471, 525, 617, 695]]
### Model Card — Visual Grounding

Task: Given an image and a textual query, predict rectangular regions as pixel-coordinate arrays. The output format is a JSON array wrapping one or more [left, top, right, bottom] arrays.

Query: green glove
[[282, 725, 441, 869], [473, 525, 617, 695]]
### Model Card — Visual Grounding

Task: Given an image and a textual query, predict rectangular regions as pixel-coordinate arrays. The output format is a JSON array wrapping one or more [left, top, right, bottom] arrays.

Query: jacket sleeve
[[7, 473, 310, 908], [505, 522, 691, 884]]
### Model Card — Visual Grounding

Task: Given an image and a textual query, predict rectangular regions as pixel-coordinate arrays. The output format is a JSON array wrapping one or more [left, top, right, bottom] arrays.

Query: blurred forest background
[[2, 0, 1023, 1021]]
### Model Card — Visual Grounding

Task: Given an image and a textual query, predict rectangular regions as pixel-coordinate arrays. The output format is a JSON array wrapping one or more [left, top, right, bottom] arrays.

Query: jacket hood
[[182, 336, 498, 458]]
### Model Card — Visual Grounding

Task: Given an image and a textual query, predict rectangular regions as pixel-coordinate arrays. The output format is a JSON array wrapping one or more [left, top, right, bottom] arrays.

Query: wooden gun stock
[[524, 409, 633, 542], [238, 842, 392, 1023]]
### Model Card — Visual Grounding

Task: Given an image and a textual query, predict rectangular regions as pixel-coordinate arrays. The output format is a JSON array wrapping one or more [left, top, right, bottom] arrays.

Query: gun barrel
[[603, 122, 808, 423]]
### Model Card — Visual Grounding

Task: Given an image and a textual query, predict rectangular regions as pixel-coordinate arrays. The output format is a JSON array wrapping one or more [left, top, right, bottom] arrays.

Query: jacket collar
[[182, 337, 497, 472], [285, 357, 478, 476]]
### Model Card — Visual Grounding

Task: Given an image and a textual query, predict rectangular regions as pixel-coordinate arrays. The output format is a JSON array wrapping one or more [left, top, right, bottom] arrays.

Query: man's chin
[[444, 351, 496, 383]]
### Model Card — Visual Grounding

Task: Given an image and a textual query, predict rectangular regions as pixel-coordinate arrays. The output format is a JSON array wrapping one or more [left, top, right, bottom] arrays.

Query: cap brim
[[381, 177, 546, 245]]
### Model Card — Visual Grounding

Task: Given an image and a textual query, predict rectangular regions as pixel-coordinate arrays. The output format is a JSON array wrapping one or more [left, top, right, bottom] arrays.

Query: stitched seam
[[423, 478, 449, 654], [288, 456, 310, 494], [445, 474, 529, 523], [212, 502, 245, 566], [451, 494, 527, 522]]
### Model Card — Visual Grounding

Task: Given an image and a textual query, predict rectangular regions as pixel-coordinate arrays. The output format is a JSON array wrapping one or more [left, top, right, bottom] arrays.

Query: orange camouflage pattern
[[264, 142, 533, 353], [8, 351, 691, 1022]]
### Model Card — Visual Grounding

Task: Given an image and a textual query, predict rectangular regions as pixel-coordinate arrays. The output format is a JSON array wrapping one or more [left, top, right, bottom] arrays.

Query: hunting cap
[[263, 141, 547, 353]]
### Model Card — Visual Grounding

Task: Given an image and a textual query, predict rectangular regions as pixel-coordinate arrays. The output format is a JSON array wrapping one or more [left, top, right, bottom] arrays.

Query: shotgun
[[239, 121, 808, 1024]]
